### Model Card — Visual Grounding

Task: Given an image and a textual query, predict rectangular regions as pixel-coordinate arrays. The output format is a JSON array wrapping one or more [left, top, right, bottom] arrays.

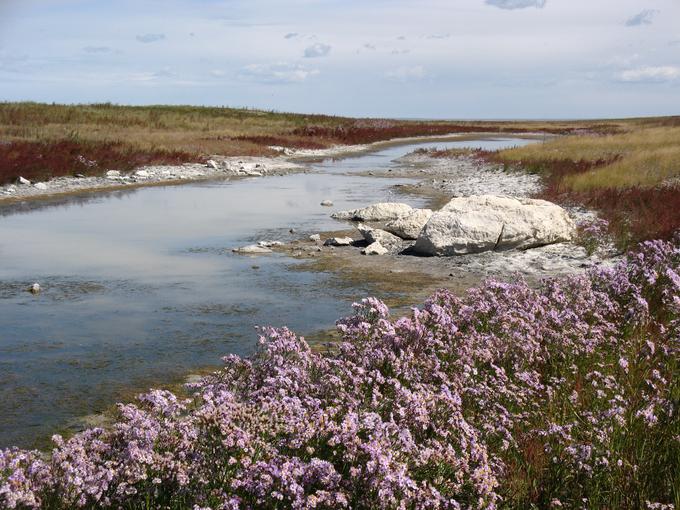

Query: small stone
[[18, 176, 31, 185], [105, 170, 120, 178], [74, 173, 86, 178], [206, 160, 219, 170], [323, 237, 354, 247], [309, 234, 321, 242], [134, 170, 150, 178], [362, 242, 389, 255], [257, 240, 284, 248], [29, 283, 41, 294], [232, 244, 273, 254], [320, 199, 334, 207], [34, 182, 48, 190]]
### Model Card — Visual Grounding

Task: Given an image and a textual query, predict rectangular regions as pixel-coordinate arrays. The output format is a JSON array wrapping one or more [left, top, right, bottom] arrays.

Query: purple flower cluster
[[2, 237, 679, 509], [577, 218, 611, 255]]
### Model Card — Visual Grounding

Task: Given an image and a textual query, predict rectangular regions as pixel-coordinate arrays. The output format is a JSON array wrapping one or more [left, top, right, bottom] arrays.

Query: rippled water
[[0, 136, 534, 448]]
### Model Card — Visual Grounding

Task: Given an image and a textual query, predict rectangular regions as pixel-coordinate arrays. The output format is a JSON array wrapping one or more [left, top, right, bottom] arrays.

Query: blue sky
[[0, 0, 678, 119]]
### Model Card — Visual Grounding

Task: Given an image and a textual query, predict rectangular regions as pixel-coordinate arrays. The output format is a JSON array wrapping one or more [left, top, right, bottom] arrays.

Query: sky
[[0, 0, 678, 119]]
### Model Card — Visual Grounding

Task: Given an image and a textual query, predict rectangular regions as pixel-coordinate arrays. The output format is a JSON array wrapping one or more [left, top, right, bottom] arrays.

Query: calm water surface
[[0, 137, 534, 448]]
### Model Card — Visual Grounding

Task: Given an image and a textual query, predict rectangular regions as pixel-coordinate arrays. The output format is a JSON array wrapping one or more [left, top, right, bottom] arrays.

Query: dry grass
[[0, 102, 623, 185], [500, 125, 680, 190]]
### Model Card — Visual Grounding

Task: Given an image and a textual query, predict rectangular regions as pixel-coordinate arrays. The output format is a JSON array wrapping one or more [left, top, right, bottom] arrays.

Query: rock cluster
[[1, 157, 302, 199], [331, 196, 575, 257]]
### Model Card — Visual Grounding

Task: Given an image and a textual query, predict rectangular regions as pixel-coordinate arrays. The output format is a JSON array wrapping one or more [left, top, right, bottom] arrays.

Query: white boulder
[[33, 182, 48, 190], [29, 283, 41, 294], [309, 234, 321, 242], [414, 195, 575, 256], [206, 160, 220, 170], [320, 199, 334, 207], [331, 202, 413, 222], [362, 242, 389, 256], [385, 209, 433, 240], [134, 170, 150, 178], [18, 176, 31, 185]]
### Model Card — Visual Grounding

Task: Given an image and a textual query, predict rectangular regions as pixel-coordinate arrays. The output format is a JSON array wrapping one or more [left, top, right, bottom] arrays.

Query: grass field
[[0, 101, 616, 185]]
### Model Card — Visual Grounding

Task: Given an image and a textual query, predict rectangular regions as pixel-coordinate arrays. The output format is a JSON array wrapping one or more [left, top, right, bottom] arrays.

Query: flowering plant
[[2, 237, 679, 509]]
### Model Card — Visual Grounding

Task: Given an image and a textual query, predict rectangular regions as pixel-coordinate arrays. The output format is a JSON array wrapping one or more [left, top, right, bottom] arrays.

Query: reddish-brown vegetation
[[0, 140, 200, 185], [290, 121, 597, 146], [478, 151, 680, 247], [231, 135, 328, 150]]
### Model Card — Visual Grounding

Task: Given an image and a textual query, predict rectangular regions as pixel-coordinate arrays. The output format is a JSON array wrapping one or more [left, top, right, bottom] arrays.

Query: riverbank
[[0, 133, 542, 204], [0, 156, 304, 203]]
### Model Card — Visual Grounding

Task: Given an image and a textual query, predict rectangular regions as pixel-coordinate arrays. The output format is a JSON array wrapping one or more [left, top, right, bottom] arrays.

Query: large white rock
[[384, 209, 433, 240], [33, 182, 48, 190], [18, 176, 31, 185], [331, 202, 413, 222], [414, 195, 575, 256]]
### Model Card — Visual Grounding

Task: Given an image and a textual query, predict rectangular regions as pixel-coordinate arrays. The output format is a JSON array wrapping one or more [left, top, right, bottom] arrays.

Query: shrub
[[1, 237, 679, 509]]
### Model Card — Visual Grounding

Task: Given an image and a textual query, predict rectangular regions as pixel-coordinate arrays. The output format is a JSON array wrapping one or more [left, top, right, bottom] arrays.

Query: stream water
[[0, 136, 534, 448]]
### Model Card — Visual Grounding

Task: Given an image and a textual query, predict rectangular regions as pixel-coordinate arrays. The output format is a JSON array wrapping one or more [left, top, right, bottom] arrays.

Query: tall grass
[[499, 126, 680, 190]]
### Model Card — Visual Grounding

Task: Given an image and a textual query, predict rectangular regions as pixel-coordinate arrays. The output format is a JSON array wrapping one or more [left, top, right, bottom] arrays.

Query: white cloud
[[619, 66, 680, 82], [135, 33, 165, 43], [485, 0, 546, 10], [239, 62, 319, 84], [210, 69, 227, 77], [625, 9, 658, 27], [128, 67, 176, 81], [386, 65, 426, 82], [83, 46, 113, 54], [303, 43, 331, 58]]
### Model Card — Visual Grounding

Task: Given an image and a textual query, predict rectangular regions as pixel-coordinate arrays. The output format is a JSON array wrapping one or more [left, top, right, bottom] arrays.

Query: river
[[0, 136, 534, 448]]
